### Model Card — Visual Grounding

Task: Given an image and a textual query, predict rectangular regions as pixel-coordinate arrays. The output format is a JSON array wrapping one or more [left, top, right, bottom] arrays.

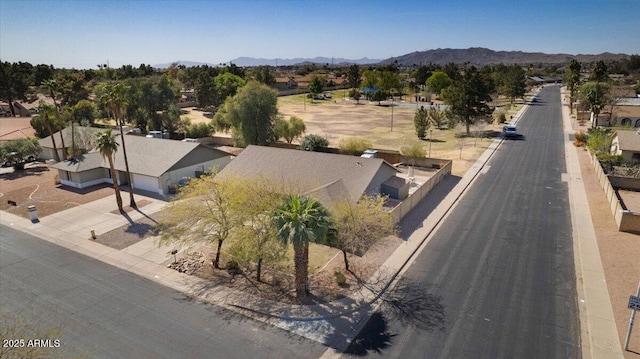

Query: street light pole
[[390, 90, 395, 132]]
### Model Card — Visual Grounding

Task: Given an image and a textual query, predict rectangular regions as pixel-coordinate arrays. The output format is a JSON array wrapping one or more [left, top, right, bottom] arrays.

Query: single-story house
[[274, 77, 298, 91], [611, 129, 640, 164], [596, 97, 640, 128], [38, 126, 103, 160], [218, 145, 406, 207], [44, 129, 232, 196]]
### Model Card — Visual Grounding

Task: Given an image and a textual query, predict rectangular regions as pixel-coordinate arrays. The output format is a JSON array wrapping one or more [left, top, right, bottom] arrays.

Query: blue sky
[[1, 0, 638, 69]]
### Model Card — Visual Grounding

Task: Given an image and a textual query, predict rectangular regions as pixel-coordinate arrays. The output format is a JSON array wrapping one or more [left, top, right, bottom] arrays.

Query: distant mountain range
[[154, 47, 632, 68], [379, 47, 631, 66]]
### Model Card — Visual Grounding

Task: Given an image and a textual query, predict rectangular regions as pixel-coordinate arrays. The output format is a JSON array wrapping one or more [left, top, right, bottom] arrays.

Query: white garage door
[[132, 174, 159, 193]]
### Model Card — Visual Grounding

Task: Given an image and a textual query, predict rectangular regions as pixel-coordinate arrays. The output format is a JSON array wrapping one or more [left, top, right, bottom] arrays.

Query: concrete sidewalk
[[0, 88, 623, 356]]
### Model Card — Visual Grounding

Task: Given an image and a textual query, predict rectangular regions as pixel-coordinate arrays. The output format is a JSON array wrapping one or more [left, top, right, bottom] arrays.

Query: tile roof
[[51, 152, 105, 172], [45, 128, 229, 177], [615, 130, 640, 152], [219, 145, 398, 203]]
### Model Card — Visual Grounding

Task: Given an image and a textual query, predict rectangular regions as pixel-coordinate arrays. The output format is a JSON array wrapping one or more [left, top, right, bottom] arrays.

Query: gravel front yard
[[0, 162, 114, 219]]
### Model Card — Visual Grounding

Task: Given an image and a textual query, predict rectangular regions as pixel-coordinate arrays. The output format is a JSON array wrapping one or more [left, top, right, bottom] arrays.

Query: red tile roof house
[[40, 128, 232, 197]]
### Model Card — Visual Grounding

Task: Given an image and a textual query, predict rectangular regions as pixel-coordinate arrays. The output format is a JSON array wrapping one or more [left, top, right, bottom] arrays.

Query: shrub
[[596, 153, 623, 165], [586, 127, 612, 155], [334, 270, 347, 286], [185, 122, 212, 138], [574, 130, 587, 142], [573, 130, 587, 147], [226, 259, 240, 274], [338, 137, 372, 155], [299, 134, 329, 152], [496, 113, 507, 124]]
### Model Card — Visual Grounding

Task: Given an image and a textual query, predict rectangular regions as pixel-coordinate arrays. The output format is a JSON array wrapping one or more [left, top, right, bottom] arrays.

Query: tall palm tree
[[96, 129, 123, 212], [100, 82, 136, 208], [42, 79, 67, 158], [272, 195, 334, 300], [36, 102, 60, 162]]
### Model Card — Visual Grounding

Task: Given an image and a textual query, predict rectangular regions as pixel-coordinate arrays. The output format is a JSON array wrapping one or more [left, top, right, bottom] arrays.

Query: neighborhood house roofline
[[218, 145, 399, 204], [614, 130, 640, 151], [45, 129, 230, 177]]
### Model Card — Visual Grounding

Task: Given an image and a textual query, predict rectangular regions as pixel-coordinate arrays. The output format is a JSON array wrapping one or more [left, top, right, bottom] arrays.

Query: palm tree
[[42, 79, 67, 158], [100, 82, 136, 208], [96, 129, 123, 212], [36, 102, 60, 162], [272, 195, 334, 300]]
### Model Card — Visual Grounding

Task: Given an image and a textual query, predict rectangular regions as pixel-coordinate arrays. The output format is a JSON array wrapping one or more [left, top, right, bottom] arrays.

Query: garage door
[[132, 174, 159, 193]]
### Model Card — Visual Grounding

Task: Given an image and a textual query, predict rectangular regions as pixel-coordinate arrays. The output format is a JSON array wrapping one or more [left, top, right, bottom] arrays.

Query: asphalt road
[[346, 85, 582, 358], [0, 225, 326, 359]]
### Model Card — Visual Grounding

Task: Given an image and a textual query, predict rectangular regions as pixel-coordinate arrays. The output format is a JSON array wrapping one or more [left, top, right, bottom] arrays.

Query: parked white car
[[502, 124, 518, 137]]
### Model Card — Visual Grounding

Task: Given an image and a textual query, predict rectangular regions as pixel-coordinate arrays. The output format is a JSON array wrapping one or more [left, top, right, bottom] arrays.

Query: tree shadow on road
[[344, 312, 394, 356], [379, 277, 446, 332], [343, 276, 446, 356]]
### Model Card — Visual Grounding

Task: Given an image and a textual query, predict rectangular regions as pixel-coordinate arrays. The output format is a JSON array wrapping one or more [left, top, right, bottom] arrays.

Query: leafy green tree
[[99, 82, 136, 208], [589, 61, 609, 128], [338, 137, 372, 155], [274, 116, 306, 143], [272, 195, 334, 299], [95, 130, 123, 212], [441, 66, 493, 135], [185, 122, 212, 138], [71, 99, 96, 124], [161, 104, 186, 137], [414, 66, 432, 88], [578, 81, 610, 128], [329, 195, 395, 272], [32, 102, 61, 161], [425, 71, 452, 96], [299, 134, 329, 152], [221, 81, 279, 146], [0, 61, 32, 117], [309, 75, 325, 101], [195, 71, 218, 109], [429, 108, 449, 129], [254, 66, 275, 86], [564, 59, 582, 113], [33, 64, 54, 86], [362, 69, 379, 90], [42, 79, 67, 156], [585, 127, 612, 155], [378, 70, 400, 98], [494, 65, 526, 105], [349, 88, 361, 104], [591, 60, 609, 82], [158, 173, 246, 269], [228, 178, 288, 281], [347, 64, 361, 89], [414, 106, 430, 139], [400, 143, 427, 166], [214, 72, 245, 104], [1, 138, 41, 170]]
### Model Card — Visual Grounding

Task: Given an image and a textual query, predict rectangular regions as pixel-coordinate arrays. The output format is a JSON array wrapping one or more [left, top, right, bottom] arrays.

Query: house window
[[620, 118, 632, 126], [633, 153, 640, 161], [635, 119, 640, 128]]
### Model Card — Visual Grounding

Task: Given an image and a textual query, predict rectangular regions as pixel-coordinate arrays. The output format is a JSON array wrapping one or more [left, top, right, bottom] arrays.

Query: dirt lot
[[0, 162, 114, 219], [181, 94, 510, 176]]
